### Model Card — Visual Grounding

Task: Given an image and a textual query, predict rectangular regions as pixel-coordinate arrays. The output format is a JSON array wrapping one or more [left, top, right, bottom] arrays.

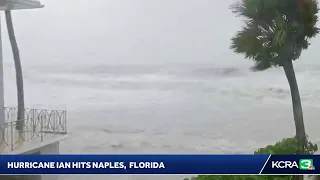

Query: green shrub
[[184, 136, 318, 180], [254, 136, 318, 155]]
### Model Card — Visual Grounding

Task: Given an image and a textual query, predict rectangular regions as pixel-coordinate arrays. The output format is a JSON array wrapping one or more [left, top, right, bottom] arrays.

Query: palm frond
[[230, 0, 319, 70], [272, 12, 288, 47], [231, 20, 263, 59], [251, 61, 272, 71]]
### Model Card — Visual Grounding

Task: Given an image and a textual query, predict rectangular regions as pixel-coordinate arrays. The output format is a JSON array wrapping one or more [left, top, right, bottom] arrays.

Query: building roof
[[0, 0, 44, 10]]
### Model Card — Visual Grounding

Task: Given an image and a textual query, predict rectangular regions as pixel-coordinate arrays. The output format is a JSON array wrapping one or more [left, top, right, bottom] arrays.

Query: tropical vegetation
[[5, 10, 25, 133], [186, 0, 320, 179], [184, 137, 318, 180], [230, 0, 319, 155]]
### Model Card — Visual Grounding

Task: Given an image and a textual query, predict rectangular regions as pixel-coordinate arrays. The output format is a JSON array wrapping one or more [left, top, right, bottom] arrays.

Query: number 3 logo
[[299, 159, 313, 170], [301, 160, 311, 168]]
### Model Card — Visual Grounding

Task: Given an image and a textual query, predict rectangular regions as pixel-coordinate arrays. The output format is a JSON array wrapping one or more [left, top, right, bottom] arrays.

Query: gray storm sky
[[1, 0, 320, 67]]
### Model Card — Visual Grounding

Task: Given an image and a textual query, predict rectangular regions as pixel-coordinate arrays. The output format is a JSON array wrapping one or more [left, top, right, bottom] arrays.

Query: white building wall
[[4, 141, 61, 180], [17, 141, 61, 180], [40, 141, 60, 154]]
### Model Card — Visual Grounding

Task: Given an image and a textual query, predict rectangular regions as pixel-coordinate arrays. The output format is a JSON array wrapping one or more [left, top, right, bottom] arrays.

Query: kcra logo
[[271, 159, 315, 170]]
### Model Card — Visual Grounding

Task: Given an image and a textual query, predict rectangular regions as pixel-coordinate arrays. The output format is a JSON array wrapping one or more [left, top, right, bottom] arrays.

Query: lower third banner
[[0, 155, 319, 174]]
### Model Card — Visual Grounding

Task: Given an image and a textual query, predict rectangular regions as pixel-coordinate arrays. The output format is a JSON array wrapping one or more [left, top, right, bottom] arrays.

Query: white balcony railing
[[0, 107, 67, 152]]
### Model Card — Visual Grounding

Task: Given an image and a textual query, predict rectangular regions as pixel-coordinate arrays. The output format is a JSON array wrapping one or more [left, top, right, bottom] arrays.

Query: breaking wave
[[28, 64, 250, 79], [24, 63, 320, 104]]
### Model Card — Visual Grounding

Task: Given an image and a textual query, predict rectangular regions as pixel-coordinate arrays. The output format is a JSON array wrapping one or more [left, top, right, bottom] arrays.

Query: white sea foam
[[3, 63, 320, 180]]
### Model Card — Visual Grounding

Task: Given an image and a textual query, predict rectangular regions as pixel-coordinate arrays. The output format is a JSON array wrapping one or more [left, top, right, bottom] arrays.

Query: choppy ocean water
[[3, 62, 320, 180], [0, 0, 319, 179]]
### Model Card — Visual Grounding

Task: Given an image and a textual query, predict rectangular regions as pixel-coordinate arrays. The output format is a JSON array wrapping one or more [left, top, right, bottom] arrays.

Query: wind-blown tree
[[5, 11, 25, 134], [230, 0, 319, 156]]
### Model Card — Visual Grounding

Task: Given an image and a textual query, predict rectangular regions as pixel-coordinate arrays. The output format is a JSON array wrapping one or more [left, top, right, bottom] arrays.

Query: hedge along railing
[[0, 107, 67, 151]]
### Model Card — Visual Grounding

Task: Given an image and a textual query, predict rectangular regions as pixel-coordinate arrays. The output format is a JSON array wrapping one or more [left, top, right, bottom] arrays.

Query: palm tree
[[230, 0, 318, 157], [5, 10, 25, 134]]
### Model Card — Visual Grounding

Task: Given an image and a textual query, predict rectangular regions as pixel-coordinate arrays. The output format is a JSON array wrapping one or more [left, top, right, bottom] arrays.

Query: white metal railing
[[0, 107, 67, 151]]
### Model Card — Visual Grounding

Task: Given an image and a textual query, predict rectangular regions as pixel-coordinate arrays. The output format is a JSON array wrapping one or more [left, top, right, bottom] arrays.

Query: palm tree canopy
[[230, 0, 319, 70]]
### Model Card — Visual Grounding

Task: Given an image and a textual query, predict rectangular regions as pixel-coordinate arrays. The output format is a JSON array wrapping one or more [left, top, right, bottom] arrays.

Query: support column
[[0, 13, 5, 127], [0, 13, 6, 153]]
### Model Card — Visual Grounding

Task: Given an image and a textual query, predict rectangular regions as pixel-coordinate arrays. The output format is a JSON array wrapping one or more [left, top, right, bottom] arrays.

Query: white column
[[0, 13, 5, 128]]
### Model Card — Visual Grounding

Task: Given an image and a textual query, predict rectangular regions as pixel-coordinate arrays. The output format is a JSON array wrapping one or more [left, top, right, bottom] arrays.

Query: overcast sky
[[1, 0, 320, 67]]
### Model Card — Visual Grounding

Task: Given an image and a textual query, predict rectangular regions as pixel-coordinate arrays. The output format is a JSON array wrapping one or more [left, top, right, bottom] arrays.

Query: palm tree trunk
[[283, 60, 305, 180], [5, 11, 25, 132]]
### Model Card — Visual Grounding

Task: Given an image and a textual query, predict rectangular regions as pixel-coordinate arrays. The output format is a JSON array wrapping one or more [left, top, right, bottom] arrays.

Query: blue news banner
[[0, 155, 319, 175]]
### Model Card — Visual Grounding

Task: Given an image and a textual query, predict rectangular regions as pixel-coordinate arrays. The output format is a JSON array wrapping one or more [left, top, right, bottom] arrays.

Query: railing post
[[64, 111, 67, 133], [40, 115, 43, 142], [32, 109, 35, 136], [0, 124, 3, 152], [53, 111, 56, 133], [10, 121, 13, 150]]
